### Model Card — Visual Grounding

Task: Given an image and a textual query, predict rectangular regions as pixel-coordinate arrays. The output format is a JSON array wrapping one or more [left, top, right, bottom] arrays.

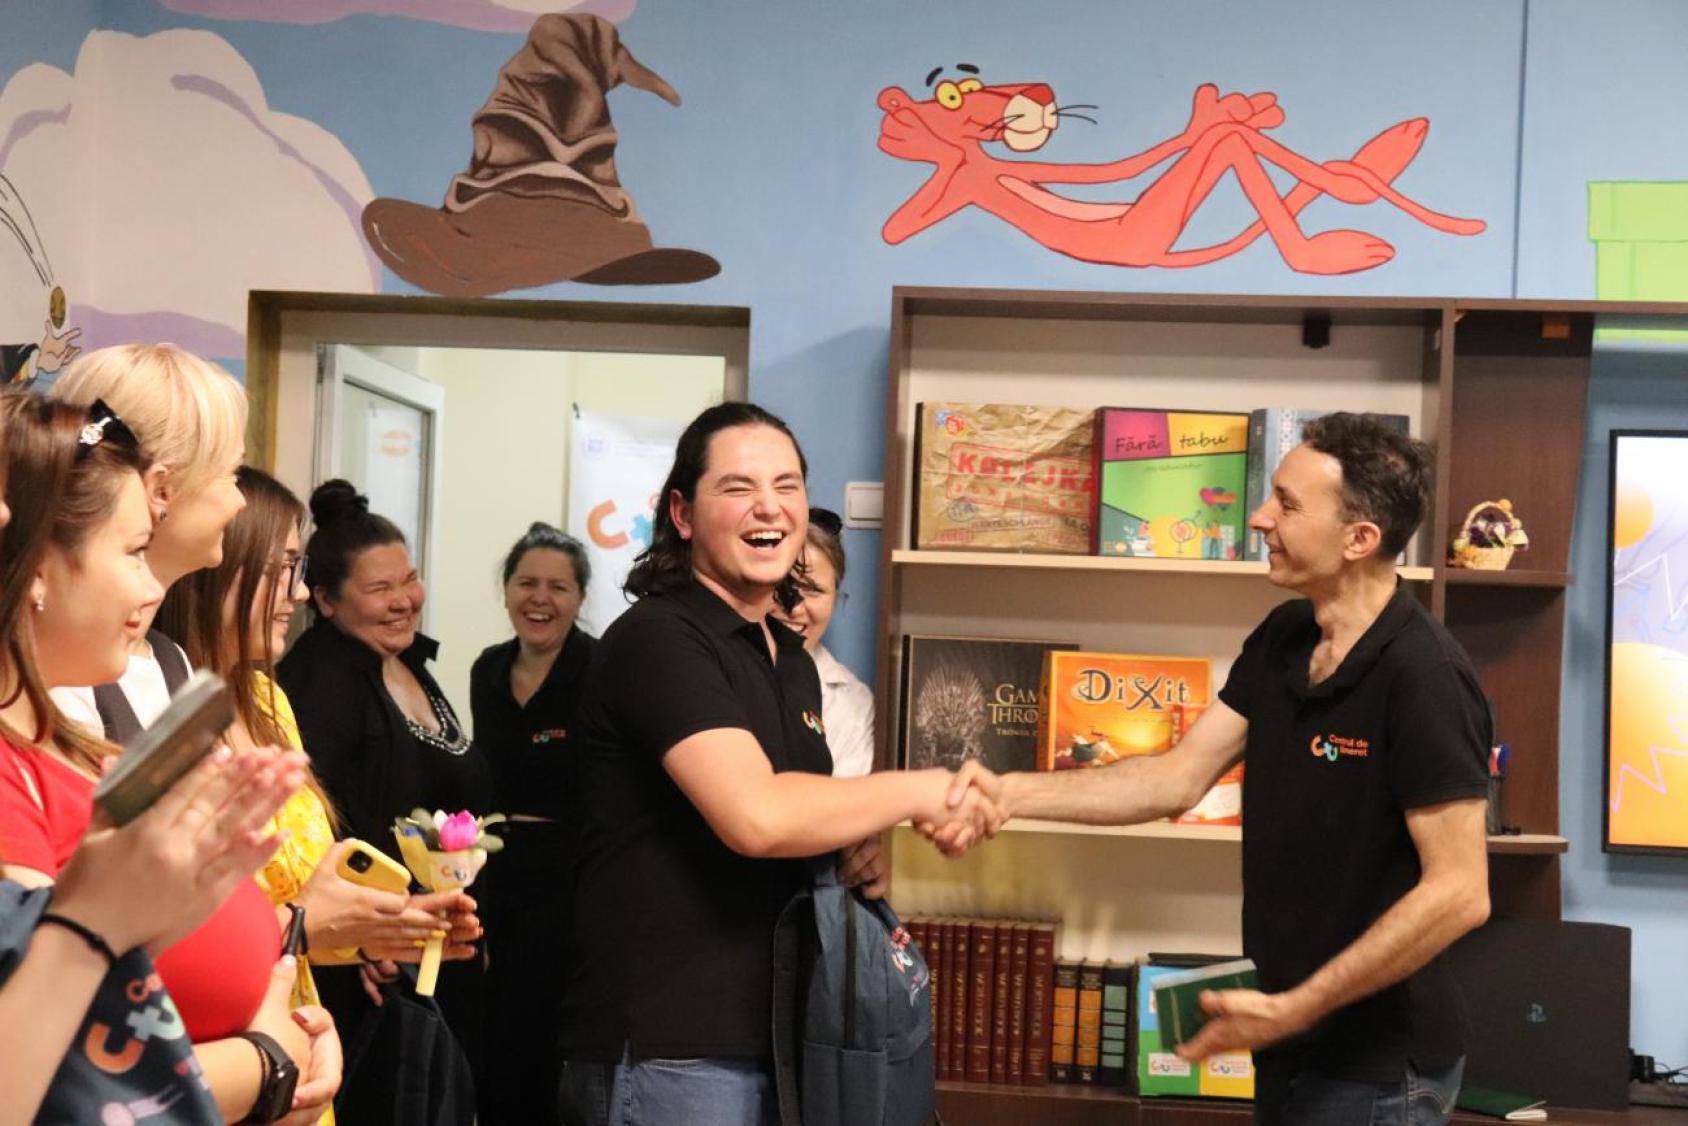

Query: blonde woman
[[48, 343, 248, 737]]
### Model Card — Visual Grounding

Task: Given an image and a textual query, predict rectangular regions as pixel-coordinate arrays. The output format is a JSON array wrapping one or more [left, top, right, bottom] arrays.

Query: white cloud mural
[[0, 29, 378, 359], [158, 0, 633, 33]]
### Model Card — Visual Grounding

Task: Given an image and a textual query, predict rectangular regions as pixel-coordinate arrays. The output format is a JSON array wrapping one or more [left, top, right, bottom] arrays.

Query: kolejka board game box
[[915, 402, 1095, 554]]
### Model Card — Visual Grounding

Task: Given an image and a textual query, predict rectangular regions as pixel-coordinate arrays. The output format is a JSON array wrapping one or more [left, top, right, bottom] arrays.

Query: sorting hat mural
[[363, 14, 718, 295]]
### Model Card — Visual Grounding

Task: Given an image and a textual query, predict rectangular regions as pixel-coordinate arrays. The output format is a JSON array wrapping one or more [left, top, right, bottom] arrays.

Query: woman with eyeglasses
[[770, 508, 875, 778], [0, 393, 337, 1126], [155, 467, 478, 1115]]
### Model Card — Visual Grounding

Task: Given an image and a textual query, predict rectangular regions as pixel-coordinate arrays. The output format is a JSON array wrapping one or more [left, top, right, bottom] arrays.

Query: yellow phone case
[[336, 839, 412, 895]]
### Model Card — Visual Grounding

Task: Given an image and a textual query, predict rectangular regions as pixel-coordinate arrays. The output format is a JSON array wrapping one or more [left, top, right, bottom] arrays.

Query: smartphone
[[92, 670, 233, 827], [281, 902, 309, 958], [336, 839, 411, 895]]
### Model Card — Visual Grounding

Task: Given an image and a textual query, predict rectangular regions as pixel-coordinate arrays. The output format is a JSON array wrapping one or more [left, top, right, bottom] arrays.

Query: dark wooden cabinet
[[876, 288, 1688, 1123]]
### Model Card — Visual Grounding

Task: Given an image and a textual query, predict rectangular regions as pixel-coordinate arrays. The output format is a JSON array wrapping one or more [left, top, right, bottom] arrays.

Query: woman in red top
[[0, 394, 334, 1125]]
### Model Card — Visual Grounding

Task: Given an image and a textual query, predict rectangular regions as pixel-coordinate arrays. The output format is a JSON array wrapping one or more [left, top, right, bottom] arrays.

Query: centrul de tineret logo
[[1310, 733, 1371, 761]]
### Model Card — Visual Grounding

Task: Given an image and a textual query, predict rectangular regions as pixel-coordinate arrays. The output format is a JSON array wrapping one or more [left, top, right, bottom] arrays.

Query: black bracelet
[[37, 912, 119, 966]]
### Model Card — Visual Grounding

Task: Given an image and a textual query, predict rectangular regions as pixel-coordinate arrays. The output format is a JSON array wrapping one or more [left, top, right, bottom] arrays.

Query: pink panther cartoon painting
[[877, 69, 1484, 274]]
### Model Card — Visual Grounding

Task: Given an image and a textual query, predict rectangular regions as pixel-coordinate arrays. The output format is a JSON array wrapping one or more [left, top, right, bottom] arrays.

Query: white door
[[313, 345, 444, 627]]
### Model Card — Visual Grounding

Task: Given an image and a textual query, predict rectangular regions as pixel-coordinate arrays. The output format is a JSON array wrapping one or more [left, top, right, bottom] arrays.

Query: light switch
[[843, 481, 883, 528]]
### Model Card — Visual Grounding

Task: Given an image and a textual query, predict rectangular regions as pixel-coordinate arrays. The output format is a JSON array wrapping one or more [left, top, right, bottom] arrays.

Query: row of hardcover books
[[908, 917, 1057, 1086], [911, 917, 1131, 1088]]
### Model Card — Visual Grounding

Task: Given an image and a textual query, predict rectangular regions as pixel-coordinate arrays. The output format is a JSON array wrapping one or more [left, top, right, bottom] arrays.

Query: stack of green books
[[1456, 1087, 1548, 1121], [1149, 958, 1257, 1049]]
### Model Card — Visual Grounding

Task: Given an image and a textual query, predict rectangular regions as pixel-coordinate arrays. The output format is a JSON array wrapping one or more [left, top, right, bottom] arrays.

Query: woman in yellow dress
[[156, 467, 483, 1121]]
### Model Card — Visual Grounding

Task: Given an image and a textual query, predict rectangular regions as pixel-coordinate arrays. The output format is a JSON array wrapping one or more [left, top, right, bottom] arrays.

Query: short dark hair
[[304, 478, 406, 608], [624, 402, 808, 601], [1300, 412, 1434, 559], [804, 507, 847, 586], [501, 522, 590, 592]]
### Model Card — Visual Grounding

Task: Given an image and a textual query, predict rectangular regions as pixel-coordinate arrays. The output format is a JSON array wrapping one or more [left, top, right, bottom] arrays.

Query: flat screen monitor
[[1603, 429, 1688, 854]]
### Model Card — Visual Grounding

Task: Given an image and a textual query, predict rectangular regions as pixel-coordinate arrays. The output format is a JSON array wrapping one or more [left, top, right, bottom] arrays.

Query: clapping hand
[[53, 744, 305, 957]]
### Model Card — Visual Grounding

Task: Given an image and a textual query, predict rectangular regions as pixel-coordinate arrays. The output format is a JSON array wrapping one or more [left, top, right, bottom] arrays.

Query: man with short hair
[[944, 413, 1493, 1125]]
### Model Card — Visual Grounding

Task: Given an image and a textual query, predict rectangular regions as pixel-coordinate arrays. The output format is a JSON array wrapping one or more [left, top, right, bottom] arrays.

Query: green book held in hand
[[1456, 1086, 1548, 1121], [1150, 958, 1258, 1049]]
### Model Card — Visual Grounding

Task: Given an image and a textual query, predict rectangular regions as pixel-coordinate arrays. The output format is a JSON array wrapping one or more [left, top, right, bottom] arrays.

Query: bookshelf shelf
[[892, 549, 1436, 581], [1486, 833, 1570, 855], [1441, 567, 1574, 588], [904, 820, 1566, 853]]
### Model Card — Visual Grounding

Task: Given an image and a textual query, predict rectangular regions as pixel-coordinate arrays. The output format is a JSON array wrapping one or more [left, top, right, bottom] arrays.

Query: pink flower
[[437, 811, 479, 852]]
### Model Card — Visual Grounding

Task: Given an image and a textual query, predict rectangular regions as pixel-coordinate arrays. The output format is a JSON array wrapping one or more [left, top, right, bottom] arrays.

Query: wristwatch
[[238, 1030, 300, 1123]]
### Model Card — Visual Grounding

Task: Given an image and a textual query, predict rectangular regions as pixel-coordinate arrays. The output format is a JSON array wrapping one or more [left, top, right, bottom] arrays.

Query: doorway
[[249, 292, 748, 728]]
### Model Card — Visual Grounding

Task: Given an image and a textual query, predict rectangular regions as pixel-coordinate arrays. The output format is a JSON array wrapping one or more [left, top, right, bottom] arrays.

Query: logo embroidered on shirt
[[802, 710, 825, 736], [532, 727, 568, 744], [1309, 733, 1370, 761]]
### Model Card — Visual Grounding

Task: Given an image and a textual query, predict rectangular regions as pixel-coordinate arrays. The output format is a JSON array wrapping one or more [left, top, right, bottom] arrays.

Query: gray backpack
[[771, 860, 937, 1126]]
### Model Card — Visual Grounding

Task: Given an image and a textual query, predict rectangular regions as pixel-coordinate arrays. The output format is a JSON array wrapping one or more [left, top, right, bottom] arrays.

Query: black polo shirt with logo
[[559, 579, 834, 1064], [1217, 582, 1492, 1082]]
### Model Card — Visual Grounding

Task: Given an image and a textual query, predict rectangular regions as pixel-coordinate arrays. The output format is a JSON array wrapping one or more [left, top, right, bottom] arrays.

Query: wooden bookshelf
[[873, 288, 1688, 1123], [893, 549, 1435, 581]]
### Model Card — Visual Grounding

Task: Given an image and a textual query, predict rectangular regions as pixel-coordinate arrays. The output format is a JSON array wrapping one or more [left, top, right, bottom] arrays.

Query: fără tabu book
[[902, 636, 1077, 773], [1093, 408, 1250, 561]]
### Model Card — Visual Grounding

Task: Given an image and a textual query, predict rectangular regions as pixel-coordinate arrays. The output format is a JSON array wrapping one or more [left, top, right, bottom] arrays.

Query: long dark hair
[[303, 479, 406, 617], [0, 392, 150, 772], [157, 467, 337, 828], [624, 402, 808, 601]]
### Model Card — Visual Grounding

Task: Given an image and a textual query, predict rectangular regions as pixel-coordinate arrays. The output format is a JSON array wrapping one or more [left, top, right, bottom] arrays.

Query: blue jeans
[[560, 1051, 777, 1126], [1268, 1058, 1465, 1126]]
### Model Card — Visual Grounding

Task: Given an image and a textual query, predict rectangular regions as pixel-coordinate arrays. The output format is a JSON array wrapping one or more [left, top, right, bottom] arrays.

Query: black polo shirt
[[559, 579, 834, 1063], [469, 626, 596, 819], [1218, 582, 1491, 1082]]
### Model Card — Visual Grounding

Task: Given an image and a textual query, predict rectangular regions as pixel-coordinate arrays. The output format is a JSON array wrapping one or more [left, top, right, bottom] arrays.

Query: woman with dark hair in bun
[[470, 522, 597, 1126], [275, 479, 491, 1115]]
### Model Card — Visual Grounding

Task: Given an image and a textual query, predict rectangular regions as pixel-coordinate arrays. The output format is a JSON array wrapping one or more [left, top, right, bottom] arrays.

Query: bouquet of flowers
[[392, 809, 504, 995]]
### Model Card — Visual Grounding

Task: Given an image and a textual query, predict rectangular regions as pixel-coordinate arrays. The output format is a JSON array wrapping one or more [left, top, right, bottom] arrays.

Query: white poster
[[363, 401, 426, 556], [569, 410, 683, 635]]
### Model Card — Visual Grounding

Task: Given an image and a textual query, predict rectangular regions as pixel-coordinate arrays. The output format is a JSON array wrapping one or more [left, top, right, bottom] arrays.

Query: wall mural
[[362, 14, 719, 295], [0, 28, 379, 365], [877, 75, 1486, 275], [157, 0, 635, 33], [0, 174, 79, 386]]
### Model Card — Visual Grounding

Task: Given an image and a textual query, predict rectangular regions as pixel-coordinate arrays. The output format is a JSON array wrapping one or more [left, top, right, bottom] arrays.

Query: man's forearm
[[1285, 873, 1489, 1029], [1000, 754, 1200, 826]]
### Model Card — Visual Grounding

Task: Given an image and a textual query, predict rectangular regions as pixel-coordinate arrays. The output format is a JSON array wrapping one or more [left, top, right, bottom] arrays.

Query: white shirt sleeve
[[816, 647, 877, 779]]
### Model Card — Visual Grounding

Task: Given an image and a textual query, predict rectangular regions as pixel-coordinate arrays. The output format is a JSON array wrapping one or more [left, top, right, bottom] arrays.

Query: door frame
[[246, 290, 751, 495]]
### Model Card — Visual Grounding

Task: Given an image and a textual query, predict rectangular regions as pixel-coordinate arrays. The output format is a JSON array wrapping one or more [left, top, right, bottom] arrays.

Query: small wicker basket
[[1449, 499, 1529, 570]]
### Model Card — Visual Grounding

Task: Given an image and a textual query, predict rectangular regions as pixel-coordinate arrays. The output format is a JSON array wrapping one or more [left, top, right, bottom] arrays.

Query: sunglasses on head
[[809, 507, 843, 537], [75, 399, 141, 463]]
